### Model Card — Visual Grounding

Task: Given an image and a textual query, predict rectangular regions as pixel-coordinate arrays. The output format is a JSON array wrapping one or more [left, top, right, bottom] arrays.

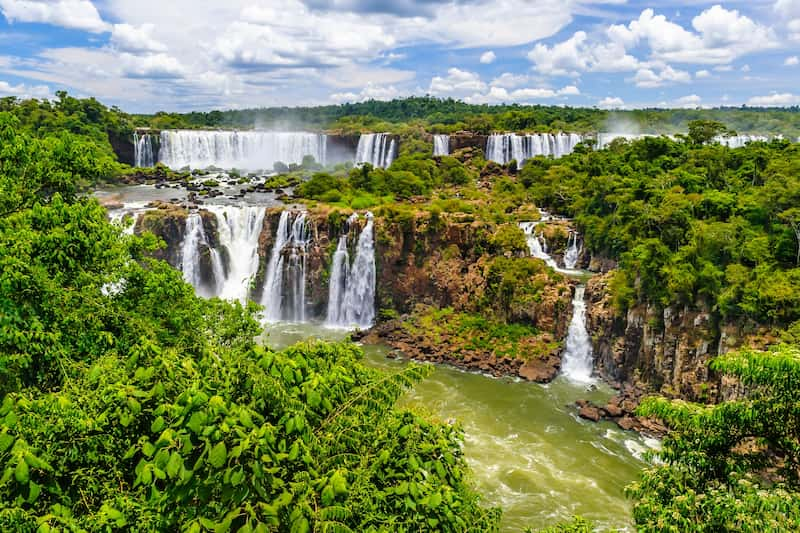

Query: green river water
[[262, 323, 656, 532]]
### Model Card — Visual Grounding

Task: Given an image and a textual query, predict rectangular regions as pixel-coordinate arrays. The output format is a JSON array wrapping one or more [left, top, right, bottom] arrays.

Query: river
[[262, 323, 653, 532]]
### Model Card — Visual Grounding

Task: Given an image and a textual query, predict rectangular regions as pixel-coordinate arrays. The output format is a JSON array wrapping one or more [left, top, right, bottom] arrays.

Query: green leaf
[[0, 433, 13, 453], [209, 441, 228, 469], [167, 452, 182, 479], [15, 458, 29, 484]]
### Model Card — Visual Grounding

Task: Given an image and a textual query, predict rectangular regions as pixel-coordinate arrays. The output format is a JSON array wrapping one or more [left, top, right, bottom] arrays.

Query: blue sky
[[0, 0, 798, 112]]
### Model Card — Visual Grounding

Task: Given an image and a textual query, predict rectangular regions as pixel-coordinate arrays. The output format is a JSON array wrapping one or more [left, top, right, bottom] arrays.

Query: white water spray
[[561, 286, 595, 384], [356, 133, 396, 168]]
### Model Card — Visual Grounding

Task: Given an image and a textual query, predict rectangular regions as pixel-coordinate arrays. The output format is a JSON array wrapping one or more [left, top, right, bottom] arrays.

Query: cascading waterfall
[[714, 134, 769, 148], [326, 213, 376, 328], [561, 286, 595, 384], [261, 211, 310, 322], [206, 206, 265, 303], [181, 212, 225, 297], [326, 236, 350, 326], [433, 134, 450, 156], [486, 133, 583, 165], [519, 214, 583, 275], [159, 130, 327, 170], [564, 233, 581, 270], [355, 133, 396, 168], [520, 221, 560, 270], [134, 133, 156, 167]]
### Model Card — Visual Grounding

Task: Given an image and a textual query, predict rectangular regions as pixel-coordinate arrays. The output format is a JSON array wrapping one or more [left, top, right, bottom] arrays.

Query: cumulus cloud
[[429, 68, 487, 95], [465, 84, 579, 104], [330, 82, 404, 103], [747, 92, 800, 106], [0, 0, 108, 32], [530, 5, 778, 84], [489, 72, 532, 89], [0, 79, 50, 98], [480, 51, 496, 64], [785, 55, 799, 66], [695, 69, 711, 78], [597, 96, 624, 108], [675, 94, 701, 107], [111, 24, 167, 53], [631, 65, 691, 88]]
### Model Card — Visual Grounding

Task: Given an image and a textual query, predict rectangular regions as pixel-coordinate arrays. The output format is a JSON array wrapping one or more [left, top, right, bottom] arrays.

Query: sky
[[0, 0, 799, 113]]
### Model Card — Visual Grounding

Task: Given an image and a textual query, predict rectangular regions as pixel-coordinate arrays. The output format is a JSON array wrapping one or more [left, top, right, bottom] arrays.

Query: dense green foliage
[[628, 344, 800, 531], [523, 136, 800, 328], [133, 97, 800, 137], [0, 110, 499, 531], [0, 92, 132, 166]]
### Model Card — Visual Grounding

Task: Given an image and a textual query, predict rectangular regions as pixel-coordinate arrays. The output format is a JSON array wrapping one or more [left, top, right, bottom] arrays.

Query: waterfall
[[520, 221, 560, 270], [355, 133, 397, 168], [134, 133, 156, 167], [181, 213, 225, 296], [326, 213, 376, 328], [261, 211, 310, 322], [206, 206, 265, 303], [433, 134, 450, 156], [519, 216, 582, 276], [714, 134, 769, 148], [486, 133, 583, 165], [564, 232, 581, 270], [326, 236, 350, 326], [158, 130, 327, 170], [561, 286, 595, 384]]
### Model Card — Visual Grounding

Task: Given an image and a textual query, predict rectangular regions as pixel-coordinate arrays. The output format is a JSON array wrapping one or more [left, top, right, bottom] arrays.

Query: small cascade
[[206, 206, 265, 303], [561, 286, 595, 384], [714, 134, 769, 148], [261, 211, 311, 322], [159, 130, 327, 170], [326, 236, 350, 326], [181, 213, 225, 296], [433, 134, 450, 156], [134, 133, 156, 167], [486, 133, 583, 165], [520, 221, 559, 270], [326, 213, 376, 328], [519, 214, 583, 276], [564, 232, 581, 270], [355, 133, 397, 168]]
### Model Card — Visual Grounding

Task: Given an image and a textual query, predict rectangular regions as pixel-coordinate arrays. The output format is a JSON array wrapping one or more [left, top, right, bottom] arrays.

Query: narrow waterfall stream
[[561, 286, 595, 383], [355, 133, 397, 168], [563, 232, 581, 270], [326, 212, 376, 328], [433, 134, 450, 156], [261, 211, 310, 322], [206, 206, 265, 303]]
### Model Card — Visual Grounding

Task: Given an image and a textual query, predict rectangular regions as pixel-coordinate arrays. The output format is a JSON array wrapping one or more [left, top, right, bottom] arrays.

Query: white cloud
[[785, 55, 799, 66], [533, 6, 778, 81], [465, 84, 579, 104], [0, 0, 108, 33], [429, 68, 487, 95], [597, 96, 624, 108], [747, 92, 800, 106], [0, 79, 50, 98], [330, 82, 403, 103], [528, 31, 589, 76], [695, 69, 711, 78], [490, 72, 529, 89], [111, 24, 167, 53], [119, 53, 185, 79], [741, 64, 750, 72], [631, 65, 691, 88], [480, 51, 496, 64], [675, 94, 701, 107]]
